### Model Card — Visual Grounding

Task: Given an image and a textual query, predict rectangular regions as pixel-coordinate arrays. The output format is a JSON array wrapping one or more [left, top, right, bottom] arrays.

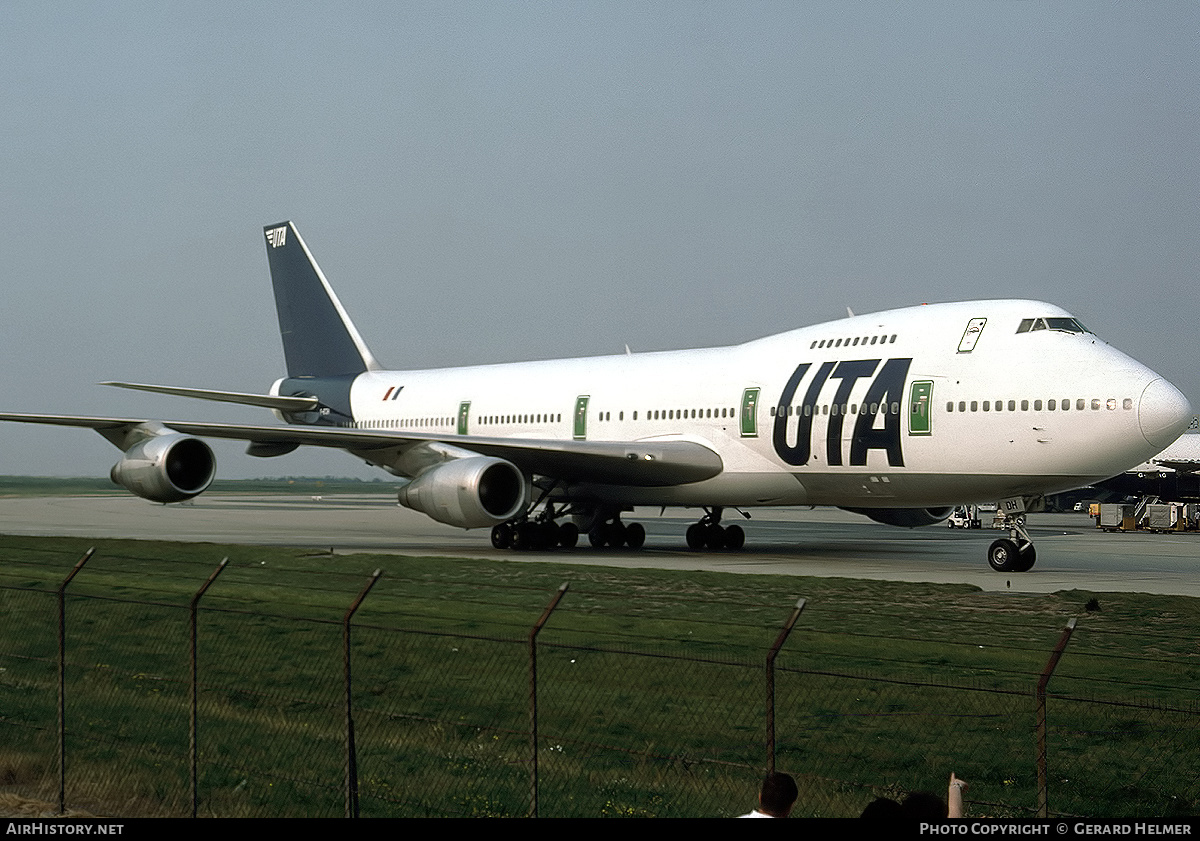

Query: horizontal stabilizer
[[101, 382, 319, 412]]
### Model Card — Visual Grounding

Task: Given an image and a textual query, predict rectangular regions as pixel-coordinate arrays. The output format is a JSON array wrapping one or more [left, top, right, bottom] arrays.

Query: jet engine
[[110, 433, 216, 503], [398, 456, 528, 529], [842, 506, 955, 528]]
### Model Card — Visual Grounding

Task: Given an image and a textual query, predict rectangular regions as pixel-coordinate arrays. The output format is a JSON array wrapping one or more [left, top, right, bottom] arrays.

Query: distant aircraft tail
[[262, 221, 381, 378]]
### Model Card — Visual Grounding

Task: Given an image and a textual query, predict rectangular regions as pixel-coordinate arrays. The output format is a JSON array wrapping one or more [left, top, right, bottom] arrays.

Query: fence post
[[344, 569, 382, 818], [528, 582, 569, 818], [1036, 617, 1077, 818], [189, 558, 228, 818], [55, 547, 94, 816], [766, 598, 806, 772]]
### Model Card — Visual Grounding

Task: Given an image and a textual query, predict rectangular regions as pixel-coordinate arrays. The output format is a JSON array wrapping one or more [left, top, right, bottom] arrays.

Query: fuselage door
[[958, 318, 987, 353], [740, 387, 760, 438], [457, 401, 471, 435], [573, 395, 590, 440], [909, 381, 933, 435]]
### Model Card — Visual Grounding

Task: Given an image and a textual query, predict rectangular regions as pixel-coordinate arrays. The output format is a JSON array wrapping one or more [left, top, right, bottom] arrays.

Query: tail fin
[[263, 221, 381, 378]]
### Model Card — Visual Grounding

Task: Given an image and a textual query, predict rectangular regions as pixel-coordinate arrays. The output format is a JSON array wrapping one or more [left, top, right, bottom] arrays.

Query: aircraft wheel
[[558, 522, 579, 549], [987, 538, 1020, 572], [606, 522, 627, 549], [538, 522, 560, 550], [491, 523, 512, 550], [512, 522, 538, 551], [705, 525, 726, 550], [724, 524, 745, 551], [686, 523, 705, 551], [1013, 543, 1036, 572], [588, 526, 608, 548], [625, 522, 646, 550]]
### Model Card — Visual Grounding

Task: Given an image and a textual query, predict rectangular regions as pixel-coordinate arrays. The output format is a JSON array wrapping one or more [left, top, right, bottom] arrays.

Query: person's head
[[901, 791, 948, 821], [860, 797, 904, 820], [758, 771, 798, 818]]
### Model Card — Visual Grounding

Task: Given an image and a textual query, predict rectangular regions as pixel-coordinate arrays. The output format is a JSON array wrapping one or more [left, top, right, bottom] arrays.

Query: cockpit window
[[1045, 318, 1088, 333], [1016, 317, 1091, 335]]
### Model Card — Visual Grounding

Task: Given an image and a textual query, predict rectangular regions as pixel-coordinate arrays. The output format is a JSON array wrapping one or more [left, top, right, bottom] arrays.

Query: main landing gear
[[685, 507, 746, 552], [490, 502, 647, 552], [490, 518, 579, 551], [490, 496, 750, 554], [987, 513, 1036, 572], [586, 517, 646, 550]]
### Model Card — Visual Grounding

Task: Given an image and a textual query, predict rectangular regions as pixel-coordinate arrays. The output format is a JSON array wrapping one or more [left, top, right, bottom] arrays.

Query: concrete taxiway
[[0, 493, 1196, 596]]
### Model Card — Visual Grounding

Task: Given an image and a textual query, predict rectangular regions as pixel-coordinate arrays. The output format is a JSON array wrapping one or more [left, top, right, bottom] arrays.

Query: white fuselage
[[336, 300, 1189, 510]]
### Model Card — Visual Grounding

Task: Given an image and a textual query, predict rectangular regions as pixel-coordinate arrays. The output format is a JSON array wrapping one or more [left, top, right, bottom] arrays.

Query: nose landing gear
[[987, 512, 1036, 572]]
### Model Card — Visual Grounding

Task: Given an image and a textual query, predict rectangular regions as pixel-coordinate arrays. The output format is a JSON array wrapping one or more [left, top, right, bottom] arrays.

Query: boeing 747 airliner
[[1, 222, 1191, 571]]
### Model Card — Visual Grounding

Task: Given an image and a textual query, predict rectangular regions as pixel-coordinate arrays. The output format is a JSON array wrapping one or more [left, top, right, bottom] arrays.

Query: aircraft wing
[[1148, 434, 1200, 474], [1151, 458, 1200, 474], [0, 413, 723, 487]]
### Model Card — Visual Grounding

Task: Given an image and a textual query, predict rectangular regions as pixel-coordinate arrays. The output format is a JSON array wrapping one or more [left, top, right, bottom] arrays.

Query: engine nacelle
[[398, 457, 527, 529], [842, 506, 955, 528], [110, 433, 216, 503]]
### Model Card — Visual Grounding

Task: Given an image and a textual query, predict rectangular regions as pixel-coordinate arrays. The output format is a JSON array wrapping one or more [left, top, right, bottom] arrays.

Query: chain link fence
[[1, 546, 1196, 818]]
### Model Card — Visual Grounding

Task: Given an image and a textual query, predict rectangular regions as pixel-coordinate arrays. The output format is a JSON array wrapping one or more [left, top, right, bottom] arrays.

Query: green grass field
[[1, 528, 1197, 817]]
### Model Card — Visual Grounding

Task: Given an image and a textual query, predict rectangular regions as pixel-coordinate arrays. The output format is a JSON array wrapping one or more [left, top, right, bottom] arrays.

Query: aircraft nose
[[1138, 377, 1193, 450]]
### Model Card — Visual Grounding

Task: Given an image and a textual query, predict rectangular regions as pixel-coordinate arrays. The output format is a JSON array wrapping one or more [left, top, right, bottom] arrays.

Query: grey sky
[[2, 2, 1196, 478]]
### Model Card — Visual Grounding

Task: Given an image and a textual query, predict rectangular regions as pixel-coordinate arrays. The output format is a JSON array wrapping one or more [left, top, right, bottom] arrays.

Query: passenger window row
[[809, 334, 898, 350], [353, 417, 453, 429], [355, 408, 748, 428], [478, 413, 563, 425], [945, 398, 1133, 413], [595, 408, 737, 422], [771, 403, 901, 417]]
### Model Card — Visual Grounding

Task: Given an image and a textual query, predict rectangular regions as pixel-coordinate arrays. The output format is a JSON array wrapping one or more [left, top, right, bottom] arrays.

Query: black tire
[[1013, 543, 1037, 572], [625, 522, 646, 550], [512, 522, 538, 551], [588, 526, 607, 548], [538, 522, 559, 550], [491, 523, 511, 549], [558, 522, 579, 549], [988, 538, 1020, 572], [705, 524, 726, 550], [685, 523, 705, 551], [607, 522, 627, 549], [724, 524, 745, 550]]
